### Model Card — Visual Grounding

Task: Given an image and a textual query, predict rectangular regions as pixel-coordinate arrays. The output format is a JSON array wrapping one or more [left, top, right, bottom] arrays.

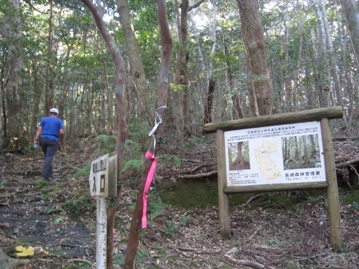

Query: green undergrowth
[[63, 191, 94, 220], [341, 187, 359, 210], [159, 179, 255, 210], [159, 179, 356, 212]]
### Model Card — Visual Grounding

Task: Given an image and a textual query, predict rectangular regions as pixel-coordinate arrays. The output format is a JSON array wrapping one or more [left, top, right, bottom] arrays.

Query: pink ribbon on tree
[[142, 151, 157, 228]]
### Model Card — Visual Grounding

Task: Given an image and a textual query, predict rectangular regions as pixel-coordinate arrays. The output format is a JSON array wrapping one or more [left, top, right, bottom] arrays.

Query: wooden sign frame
[[204, 107, 344, 251]]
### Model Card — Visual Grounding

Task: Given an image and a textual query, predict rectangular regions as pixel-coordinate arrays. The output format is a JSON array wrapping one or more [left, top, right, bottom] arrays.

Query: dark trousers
[[40, 138, 58, 179]]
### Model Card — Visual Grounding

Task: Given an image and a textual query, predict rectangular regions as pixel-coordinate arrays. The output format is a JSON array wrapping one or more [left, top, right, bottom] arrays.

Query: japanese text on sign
[[224, 121, 326, 186]]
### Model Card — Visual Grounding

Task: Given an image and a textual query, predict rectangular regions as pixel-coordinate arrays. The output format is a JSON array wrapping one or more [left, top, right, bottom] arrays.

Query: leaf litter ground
[[0, 138, 359, 269]]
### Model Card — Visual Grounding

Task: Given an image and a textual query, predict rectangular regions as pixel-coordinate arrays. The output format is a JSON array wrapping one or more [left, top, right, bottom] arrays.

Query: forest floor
[[0, 135, 359, 269]]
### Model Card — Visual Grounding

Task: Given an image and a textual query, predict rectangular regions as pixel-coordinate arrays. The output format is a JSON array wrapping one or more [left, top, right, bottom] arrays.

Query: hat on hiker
[[49, 108, 59, 114]]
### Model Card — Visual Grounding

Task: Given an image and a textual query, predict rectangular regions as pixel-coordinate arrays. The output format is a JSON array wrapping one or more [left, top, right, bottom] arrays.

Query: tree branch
[[188, 0, 207, 12]]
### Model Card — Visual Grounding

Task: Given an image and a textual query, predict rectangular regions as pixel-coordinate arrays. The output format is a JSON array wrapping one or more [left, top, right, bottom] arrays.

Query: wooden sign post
[[89, 153, 117, 269], [204, 107, 344, 251]]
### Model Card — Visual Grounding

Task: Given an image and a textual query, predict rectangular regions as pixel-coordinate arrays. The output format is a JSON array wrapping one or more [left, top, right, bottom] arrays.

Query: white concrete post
[[89, 153, 117, 268], [96, 196, 107, 269]]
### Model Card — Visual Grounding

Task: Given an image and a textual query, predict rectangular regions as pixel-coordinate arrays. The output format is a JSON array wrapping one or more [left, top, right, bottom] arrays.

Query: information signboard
[[204, 107, 343, 250], [224, 121, 325, 186]]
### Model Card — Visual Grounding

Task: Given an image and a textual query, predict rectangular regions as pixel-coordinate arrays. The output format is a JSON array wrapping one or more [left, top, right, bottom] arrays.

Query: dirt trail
[[1, 190, 94, 259], [0, 154, 95, 266]]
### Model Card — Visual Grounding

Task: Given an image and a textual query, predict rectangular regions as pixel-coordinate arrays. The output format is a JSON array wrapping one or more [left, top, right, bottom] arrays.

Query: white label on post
[[89, 154, 109, 197]]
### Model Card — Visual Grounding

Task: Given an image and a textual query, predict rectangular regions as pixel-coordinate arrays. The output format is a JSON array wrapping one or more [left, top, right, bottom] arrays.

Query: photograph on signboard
[[228, 141, 250, 170], [224, 121, 326, 186], [282, 134, 321, 170]]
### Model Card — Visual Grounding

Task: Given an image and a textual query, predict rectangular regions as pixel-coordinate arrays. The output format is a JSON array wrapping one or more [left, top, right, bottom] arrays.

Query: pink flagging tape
[[142, 151, 157, 228]]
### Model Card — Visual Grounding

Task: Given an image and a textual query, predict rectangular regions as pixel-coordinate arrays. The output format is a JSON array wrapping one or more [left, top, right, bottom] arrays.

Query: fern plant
[[148, 195, 167, 220], [158, 154, 181, 167], [121, 159, 143, 174], [72, 163, 91, 178], [95, 134, 117, 154]]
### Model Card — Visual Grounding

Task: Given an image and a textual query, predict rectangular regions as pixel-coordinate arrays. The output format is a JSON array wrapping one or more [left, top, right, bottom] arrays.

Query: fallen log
[[336, 157, 359, 168], [178, 170, 217, 179]]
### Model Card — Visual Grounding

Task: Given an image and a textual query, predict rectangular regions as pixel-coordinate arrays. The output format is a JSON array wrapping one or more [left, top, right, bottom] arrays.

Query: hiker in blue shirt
[[34, 108, 65, 180]]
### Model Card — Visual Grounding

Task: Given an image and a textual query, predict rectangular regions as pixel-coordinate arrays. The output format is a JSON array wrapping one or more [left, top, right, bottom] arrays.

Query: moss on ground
[[341, 187, 359, 210], [159, 179, 355, 212]]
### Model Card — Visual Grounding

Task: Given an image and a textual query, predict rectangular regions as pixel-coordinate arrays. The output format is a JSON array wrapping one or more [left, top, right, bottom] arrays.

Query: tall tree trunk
[[116, 0, 152, 126], [314, 0, 342, 106], [45, 0, 55, 113], [124, 1, 172, 268], [237, 0, 273, 116], [203, 79, 215, 124], [340, 0, 359, 68], [224, 41, 244, 119], [104, 62, 114, 135], [31, 64, 41, 136], [80, 1, 127, 268], [291, 2, 306, 112], [309, 29, 321, 108], [313, 0, 331, 107], [174, 0, 206, 140], [174, 0, 190, 141], [1, 0, 23, 147], [337, 3, 355, 132], [191, 6, 210, 128], [284, 21, 293, 112], [204, 0, 218, 122]]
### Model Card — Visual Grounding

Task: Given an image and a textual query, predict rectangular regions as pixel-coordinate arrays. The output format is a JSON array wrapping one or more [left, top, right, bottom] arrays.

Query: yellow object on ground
[[15, 246, 34, 257]]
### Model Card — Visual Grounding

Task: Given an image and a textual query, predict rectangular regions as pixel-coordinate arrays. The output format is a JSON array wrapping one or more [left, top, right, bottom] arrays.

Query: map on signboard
[[254, 139, 282, 180], [224, 121, 326, 186]]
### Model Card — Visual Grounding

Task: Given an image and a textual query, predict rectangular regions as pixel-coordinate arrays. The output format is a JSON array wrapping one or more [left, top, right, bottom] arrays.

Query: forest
[[1, 0, 359, 268], [1, 0, 358, 148]]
